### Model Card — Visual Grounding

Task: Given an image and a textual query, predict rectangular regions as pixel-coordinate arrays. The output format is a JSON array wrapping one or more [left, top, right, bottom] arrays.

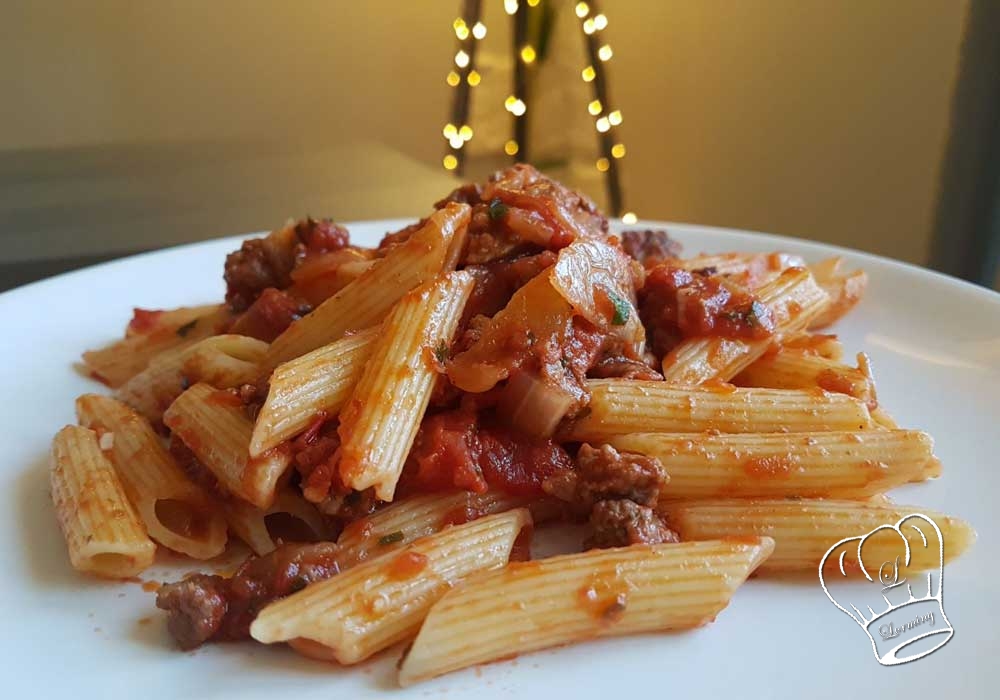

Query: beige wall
[[0, 1, 968, 265]]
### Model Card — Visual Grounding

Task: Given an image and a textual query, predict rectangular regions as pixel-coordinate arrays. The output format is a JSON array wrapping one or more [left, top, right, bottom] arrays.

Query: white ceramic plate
[[1, 221, 995, 699]]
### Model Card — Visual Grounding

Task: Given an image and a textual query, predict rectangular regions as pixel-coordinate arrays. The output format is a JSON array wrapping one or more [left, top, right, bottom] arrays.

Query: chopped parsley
[[175, 319, 198, 337], [487, 198, 509, 221], [433, 340, 450, 364], [378, 531, 405, 546], [608, 290, 631, 326]]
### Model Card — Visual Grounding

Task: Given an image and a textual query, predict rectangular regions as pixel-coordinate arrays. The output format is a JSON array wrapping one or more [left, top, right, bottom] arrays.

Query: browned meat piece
[[639, 265, 775, 357], [377, 165, 607, 265], [587, 356, 664, 381], [224, 239, 291, 312], [482, 164, 608, 250], [293, 218, 350, 256], [621, 230, 682, 268], [156, 542, 341, 649], [585, 499, 679, 549], [542, 443, 673, 549], [155, 574, 229, 650], [544, 443, 665, 510], [228, 287, 310, 342], [224, 218, 351, 311], [462, 250, 558, 323]]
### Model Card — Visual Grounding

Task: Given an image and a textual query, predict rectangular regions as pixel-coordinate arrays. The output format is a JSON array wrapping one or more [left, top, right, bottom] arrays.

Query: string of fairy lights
[[441, 0, 636, 222]]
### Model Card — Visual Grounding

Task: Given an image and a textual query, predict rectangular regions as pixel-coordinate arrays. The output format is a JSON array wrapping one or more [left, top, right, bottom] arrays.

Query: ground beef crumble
[[156, 542, 341, 649], [543, 443, 677, 549]]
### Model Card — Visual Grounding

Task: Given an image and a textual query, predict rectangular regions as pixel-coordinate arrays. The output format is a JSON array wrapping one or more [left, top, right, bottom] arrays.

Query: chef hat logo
[[819, 513, 954, 666]]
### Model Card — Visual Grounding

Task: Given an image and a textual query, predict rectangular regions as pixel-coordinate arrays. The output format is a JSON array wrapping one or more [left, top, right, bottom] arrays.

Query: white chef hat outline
[[818, 513, 954, 666]]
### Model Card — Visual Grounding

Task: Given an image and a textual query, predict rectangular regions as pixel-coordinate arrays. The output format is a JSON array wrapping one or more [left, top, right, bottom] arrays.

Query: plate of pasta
[[1, 165, 995, 699]]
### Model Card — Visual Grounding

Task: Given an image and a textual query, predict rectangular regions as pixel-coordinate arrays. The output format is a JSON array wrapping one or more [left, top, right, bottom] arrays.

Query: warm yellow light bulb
[[594, 14, 608, 30], [449, 135, 465, 149], [443, 154, 458, 170], [520, 46, 536, 64], [582, 65, 596, 82], [472, 22, 487, 39], [598, 45, 613, 61], [583, 18, 596, 34], [459, 125, 473, 141], [453, 18, 466, 32], [588, 99, 603, 116], [504, 0, 518, 15], [467, 70, 481, 86], [456, 25, 470, 40], [611, 143, 626, 158], [622, 212, 638, 224], [527, 0, 540, 6], [504, 95, 518, 110], [446, 71, 461, 87], [455, 50, 470, 68], [596, 157, 610, 172], [608, 109, 623, 126], [504, 139, 519, 156], [575, 2, 590, 18], [596, 117, 610, 133], [443, 123, 458, 138]]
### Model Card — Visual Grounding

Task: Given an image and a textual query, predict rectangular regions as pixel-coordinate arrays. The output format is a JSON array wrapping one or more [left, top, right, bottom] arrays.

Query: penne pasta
[[336, 490, 543, 567], [163, 382, 291, 509], [181, 334, 269, 389], [734, 348, 877, 408], [262, 203, 470, 371], [677, 251, 806, 288], [782, 332, 845, 361], [49, 425, 156, 578], [117, 334, 268, 425], [608, 430, 940, 500], [114, 343, 190, 424], [249, 327, 378, 458], [562, 380, 875, 441], [660, 499, 975, 574], [338, 272, 475, 501], [76, 394, 228, 559], [250, 508, 532, 664], [660, 268, 829, 385], [223, 489, 329, 556], [82, 304, 228, 388], [398, 537, 775, 685], [807, 257, 868, 330]]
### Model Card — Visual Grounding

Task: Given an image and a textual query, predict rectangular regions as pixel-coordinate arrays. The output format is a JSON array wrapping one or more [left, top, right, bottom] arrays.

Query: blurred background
[[1, 0, 997, 291]]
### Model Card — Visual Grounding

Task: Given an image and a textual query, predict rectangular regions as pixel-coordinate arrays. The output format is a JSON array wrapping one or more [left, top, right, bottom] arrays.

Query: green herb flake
[[176, 319, 198, 337], [378, 531, 405, 546], [488, 198, 509, 221], [608, 290, 631, 326]]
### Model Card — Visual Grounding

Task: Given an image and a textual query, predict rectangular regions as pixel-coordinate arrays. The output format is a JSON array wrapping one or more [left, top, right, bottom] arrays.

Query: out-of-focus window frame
[[931, 0, 1000, 289]]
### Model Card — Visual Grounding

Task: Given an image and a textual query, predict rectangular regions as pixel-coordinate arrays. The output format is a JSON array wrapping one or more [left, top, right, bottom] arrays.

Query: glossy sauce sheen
[[401, 410, 573, 497], [640, 265, 775, 356], [387, 551, 430, 581]]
